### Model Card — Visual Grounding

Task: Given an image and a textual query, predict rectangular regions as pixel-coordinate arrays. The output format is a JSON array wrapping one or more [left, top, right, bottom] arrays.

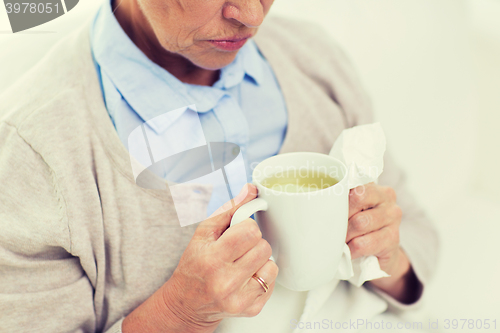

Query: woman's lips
[[208, 36, 250, 51]]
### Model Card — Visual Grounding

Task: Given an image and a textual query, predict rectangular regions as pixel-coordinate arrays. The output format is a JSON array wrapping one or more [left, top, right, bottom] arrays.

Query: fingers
[[216, 218, 264, 262], [242, 260, 279, 317], [347, 225, 400, 260], [346, 203, 402, 243], [209, 183, 258, 219], [197, 184, 258, 240], [216, 259, 278, 318], [232, 237, 273, 277], [242, 286, 275, 317], [248, 260, 278, 295], [349, 183, 396, 219]]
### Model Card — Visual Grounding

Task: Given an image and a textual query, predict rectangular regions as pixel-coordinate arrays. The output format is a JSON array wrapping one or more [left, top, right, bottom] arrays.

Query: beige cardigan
[[0, 17, 438, 333]]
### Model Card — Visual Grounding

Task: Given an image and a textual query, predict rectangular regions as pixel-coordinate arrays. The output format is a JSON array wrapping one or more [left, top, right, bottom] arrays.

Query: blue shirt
[[89, 0, 287, 220]]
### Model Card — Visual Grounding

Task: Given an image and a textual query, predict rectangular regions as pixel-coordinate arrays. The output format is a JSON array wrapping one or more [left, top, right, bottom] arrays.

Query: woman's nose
[[222, 1, 265, 28]]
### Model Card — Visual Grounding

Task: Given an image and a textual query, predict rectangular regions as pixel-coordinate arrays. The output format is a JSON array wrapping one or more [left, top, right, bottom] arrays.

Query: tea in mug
[[261, 168, 339, 193]]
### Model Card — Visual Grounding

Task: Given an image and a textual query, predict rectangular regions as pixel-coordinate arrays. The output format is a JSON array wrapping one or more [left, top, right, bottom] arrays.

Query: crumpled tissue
[[329, 122, 390, 287]]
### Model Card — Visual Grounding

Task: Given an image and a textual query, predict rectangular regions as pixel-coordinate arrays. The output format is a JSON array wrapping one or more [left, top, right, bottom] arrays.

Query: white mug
[[230, 152, 352, 291]]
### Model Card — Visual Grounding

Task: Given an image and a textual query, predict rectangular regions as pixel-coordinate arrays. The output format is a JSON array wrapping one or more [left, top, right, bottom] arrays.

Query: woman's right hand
[[122, 184, 278, 333]]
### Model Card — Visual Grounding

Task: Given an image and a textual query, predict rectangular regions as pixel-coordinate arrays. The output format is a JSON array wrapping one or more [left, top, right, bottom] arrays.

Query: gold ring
[[252, 273, 269, 293]]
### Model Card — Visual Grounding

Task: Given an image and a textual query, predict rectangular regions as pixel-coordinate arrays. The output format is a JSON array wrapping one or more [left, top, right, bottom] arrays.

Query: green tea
[[261, 169, 339, 193]]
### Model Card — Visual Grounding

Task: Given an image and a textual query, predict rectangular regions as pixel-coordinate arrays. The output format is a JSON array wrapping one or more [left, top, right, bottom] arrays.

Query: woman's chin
[[191, 52, 239, 71]]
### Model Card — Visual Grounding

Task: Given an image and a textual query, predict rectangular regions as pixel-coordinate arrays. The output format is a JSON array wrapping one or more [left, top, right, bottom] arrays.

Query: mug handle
[[230, 198, 274, 261], [230, 198, 268, 226]]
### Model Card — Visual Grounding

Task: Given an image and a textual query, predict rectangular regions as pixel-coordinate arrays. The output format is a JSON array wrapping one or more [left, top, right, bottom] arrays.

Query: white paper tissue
[[329, 122, 390, 287]]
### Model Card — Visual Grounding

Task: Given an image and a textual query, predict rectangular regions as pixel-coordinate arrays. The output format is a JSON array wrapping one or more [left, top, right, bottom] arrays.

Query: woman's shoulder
[[0, 22, 109, 192], [255, 16, 374, 127], [258, 16, 329, 38], [256, 16, 349, 61], [0, 23, 95, 133], [0, 23, 105, 168]]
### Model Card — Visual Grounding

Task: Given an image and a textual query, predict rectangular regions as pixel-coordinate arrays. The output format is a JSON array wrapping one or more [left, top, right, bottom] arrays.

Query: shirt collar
[[90, 0, 265, 134], [214, 40, 265, 89]]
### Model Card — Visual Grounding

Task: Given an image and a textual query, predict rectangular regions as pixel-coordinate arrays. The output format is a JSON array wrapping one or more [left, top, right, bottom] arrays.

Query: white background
[[1, 0, 499, 330]]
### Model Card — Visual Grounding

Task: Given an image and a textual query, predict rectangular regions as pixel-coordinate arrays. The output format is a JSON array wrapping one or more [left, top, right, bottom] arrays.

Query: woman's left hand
[[347, 183, 421, 304]]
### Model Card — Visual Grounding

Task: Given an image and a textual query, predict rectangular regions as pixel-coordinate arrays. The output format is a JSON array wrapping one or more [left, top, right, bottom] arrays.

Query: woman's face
[[136, 0, 274, 70]]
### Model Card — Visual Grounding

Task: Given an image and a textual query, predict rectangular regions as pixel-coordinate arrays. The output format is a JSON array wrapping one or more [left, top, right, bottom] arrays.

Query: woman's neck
[[112, 0, 219, 86]]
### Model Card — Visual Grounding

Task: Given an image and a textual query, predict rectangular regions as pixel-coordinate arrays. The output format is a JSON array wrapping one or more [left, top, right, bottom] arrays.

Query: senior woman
[[0, 0, 438, 332]]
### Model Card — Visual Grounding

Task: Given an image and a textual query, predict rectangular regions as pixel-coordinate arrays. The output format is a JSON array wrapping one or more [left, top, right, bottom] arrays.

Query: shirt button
[[232, 146, 240, 156]]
